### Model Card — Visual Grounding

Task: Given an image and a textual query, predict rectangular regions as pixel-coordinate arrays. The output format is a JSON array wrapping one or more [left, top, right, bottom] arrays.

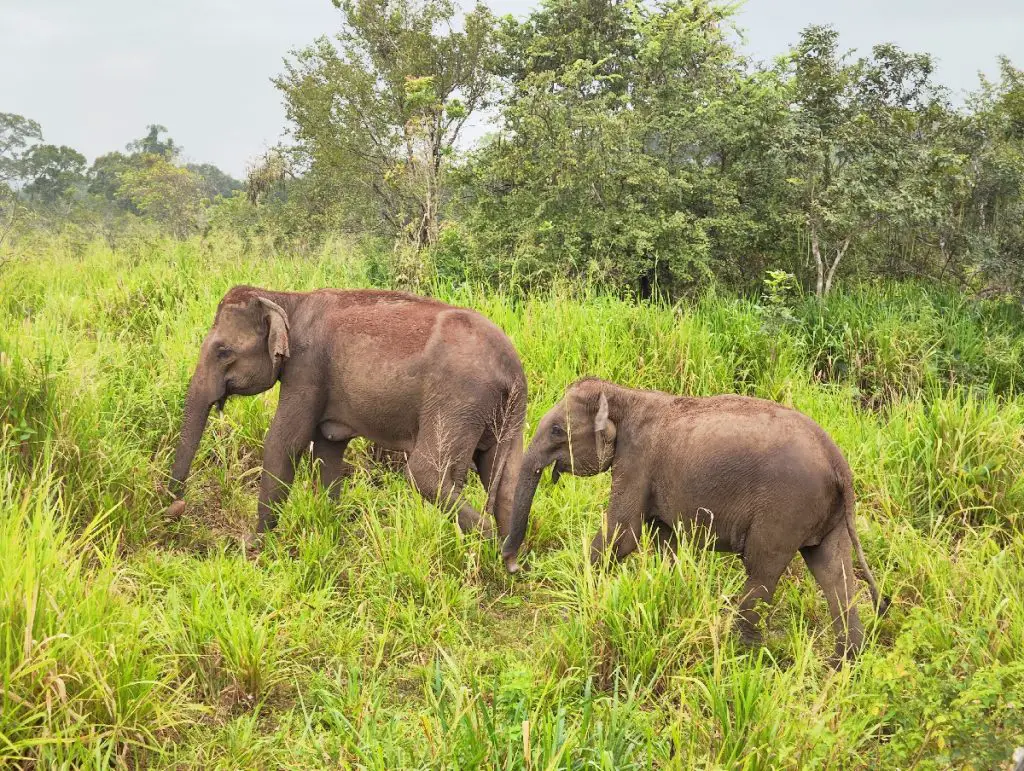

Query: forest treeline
[[3, 0, 1024, 299]]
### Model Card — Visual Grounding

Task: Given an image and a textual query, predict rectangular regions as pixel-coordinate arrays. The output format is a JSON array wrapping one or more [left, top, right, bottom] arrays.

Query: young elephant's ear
[[594, 391, 617, 447], [258, 297, 290, 361]]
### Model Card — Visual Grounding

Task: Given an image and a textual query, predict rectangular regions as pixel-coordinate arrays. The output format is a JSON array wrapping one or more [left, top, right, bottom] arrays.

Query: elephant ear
[[594, 391, 617, 450], [257, 297, 290, 361]]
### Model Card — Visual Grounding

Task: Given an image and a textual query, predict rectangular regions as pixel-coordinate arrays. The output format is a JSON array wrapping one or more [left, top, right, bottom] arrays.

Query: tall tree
[[127, 124, 179, 159], [22, 144, 87, 205], [459, 0, 762, 294], [118, 156, 206, 238], [88, 127, 189, 213], [276, 0, 498, 248], [88, 151, 135, 206], [954, 58, 1024, 291], [780, 26, 951, 296], [0, 113, 43, 183], [185, 163, 243, 199]]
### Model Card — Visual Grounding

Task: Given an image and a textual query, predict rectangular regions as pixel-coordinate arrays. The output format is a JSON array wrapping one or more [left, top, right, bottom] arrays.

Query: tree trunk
[[810, 223, 851, 298], [823, 236, 852, 296], [810, 225, 825, 297]]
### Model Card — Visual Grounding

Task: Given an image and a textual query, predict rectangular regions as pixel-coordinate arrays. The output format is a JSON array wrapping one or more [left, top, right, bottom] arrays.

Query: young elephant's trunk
[[502, 452, 544, 572], [168, 372, 219, 500]]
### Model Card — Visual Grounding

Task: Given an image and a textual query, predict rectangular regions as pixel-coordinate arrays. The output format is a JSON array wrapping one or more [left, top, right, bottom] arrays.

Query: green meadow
[[1, 236, 1022, 768]]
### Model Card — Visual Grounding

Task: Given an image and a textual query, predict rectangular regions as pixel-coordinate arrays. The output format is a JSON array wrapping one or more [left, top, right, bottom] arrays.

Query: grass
[[0, 233, 1022, 768]]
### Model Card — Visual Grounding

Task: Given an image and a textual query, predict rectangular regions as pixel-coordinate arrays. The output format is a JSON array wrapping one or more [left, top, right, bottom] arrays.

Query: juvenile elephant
[[167, 285, 527, 569], [504, 377, 890, 661]]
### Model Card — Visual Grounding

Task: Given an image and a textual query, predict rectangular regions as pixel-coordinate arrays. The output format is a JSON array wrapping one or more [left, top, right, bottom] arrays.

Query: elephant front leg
[[257, 405, 316, 533], [590, 480, 645, 565]]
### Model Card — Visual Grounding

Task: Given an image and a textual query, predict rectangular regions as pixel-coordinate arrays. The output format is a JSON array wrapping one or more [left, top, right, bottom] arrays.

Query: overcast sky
[[1, 0, 1021, 178]]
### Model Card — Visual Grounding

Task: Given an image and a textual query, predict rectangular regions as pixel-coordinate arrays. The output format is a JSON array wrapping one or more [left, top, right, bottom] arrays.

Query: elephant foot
[[735, 619, 765, 650], [828, 643, 860, 669], [738, 632, 763, 650], [164, 499, 186, 521], [315, 479, 346, 502], [240, 532, 263, 560], [457, 507, 496, 539]]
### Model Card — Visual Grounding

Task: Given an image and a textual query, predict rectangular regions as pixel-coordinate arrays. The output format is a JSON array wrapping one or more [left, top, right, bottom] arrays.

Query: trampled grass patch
[[0, 236, 1022, 767]]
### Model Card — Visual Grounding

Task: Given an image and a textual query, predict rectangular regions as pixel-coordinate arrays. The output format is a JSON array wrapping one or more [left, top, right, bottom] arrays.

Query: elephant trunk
[[168, 368, 221, 500], [502, 445, 547, 573]]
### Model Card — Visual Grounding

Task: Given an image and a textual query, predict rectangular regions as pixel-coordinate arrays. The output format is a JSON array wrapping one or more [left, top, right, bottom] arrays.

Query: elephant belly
[[322, 357, 424, 451], [649, 485, 753, 554], [649, 436, 835, 554], [654, 503, 748, 553], [319, 416, 417, 453]]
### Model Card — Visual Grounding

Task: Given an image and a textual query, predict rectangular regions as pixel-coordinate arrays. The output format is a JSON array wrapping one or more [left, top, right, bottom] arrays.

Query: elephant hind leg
[[737, 534, 794, 647], [644, 516, 678, 558], [406, 428, 494, 538], [473, 435, 523, 540], [312, 433, 353, 499], [800, 524, 865, 664], [473, 444, 496, 488]]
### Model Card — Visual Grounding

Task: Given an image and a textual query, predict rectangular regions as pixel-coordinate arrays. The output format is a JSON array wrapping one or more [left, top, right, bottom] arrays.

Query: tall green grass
[[0, 235, 1022, 767]]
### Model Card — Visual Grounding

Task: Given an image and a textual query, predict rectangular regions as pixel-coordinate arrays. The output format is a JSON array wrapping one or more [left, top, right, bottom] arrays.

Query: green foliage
[[7, 14, 1024, 300], [185, 163, 244, 199], [779, 26, 956, 296], [953, 57, 1024, 291], [756, 269, 801, 329], [275, 0, 498, 249], [86, 150, 136, 210], [449, 12, 1024, 297], [0, 121, 241, 248], [0, 112, 43, 184], [21, 144, 87, 205], [0, 184, 29, 252], [457, 0, 757, 296], [1, 236, 1023, 766], [118, 156, 209, 238], [127, 124, 180, 159]]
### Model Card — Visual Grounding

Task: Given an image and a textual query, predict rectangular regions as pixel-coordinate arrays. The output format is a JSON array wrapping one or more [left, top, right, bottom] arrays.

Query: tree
[[276, 0, 498, 248], [118, 157, 207, 238], [185, 163, 243, 199], [22, 144, 87, 205], [0, 113, 43, 183], [246, 149, 292, 205], [127, 124, 179, 159], [88, 127, 199, 213], [953, 58, 1024, 291], [88, 151, 135, 207], [779, 26, 952, 296], [458, 0, 768, 294]]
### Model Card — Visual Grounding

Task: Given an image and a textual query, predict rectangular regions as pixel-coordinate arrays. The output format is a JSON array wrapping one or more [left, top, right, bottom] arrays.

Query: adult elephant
[[166, 285, 527, 570]]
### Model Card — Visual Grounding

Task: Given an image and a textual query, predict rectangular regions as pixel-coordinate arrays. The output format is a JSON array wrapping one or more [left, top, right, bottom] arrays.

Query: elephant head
[[167, 290, 291, 500], [502, 384, 617, 567]]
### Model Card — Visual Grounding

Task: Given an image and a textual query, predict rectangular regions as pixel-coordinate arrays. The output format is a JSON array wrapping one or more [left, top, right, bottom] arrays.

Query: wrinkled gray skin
[[505, 377, 890, 662], [168, 285, 526, 569]]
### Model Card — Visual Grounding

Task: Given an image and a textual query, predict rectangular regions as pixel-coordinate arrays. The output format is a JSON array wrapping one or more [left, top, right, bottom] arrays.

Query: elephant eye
[[550, 423, 565, 437], [216, 346, 233, 360]]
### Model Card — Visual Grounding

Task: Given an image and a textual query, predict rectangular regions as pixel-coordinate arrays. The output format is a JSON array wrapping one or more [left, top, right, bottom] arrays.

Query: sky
[[1, 0, 1022, 178]]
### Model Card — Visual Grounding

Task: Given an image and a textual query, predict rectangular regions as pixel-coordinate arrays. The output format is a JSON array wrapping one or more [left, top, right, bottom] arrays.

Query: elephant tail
[[841, 477, 891, 617]]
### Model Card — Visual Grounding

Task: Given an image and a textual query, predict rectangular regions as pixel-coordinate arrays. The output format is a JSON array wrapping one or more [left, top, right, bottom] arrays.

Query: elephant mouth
[[215, 395, 228, 413], [551, 461, 563, 484]]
